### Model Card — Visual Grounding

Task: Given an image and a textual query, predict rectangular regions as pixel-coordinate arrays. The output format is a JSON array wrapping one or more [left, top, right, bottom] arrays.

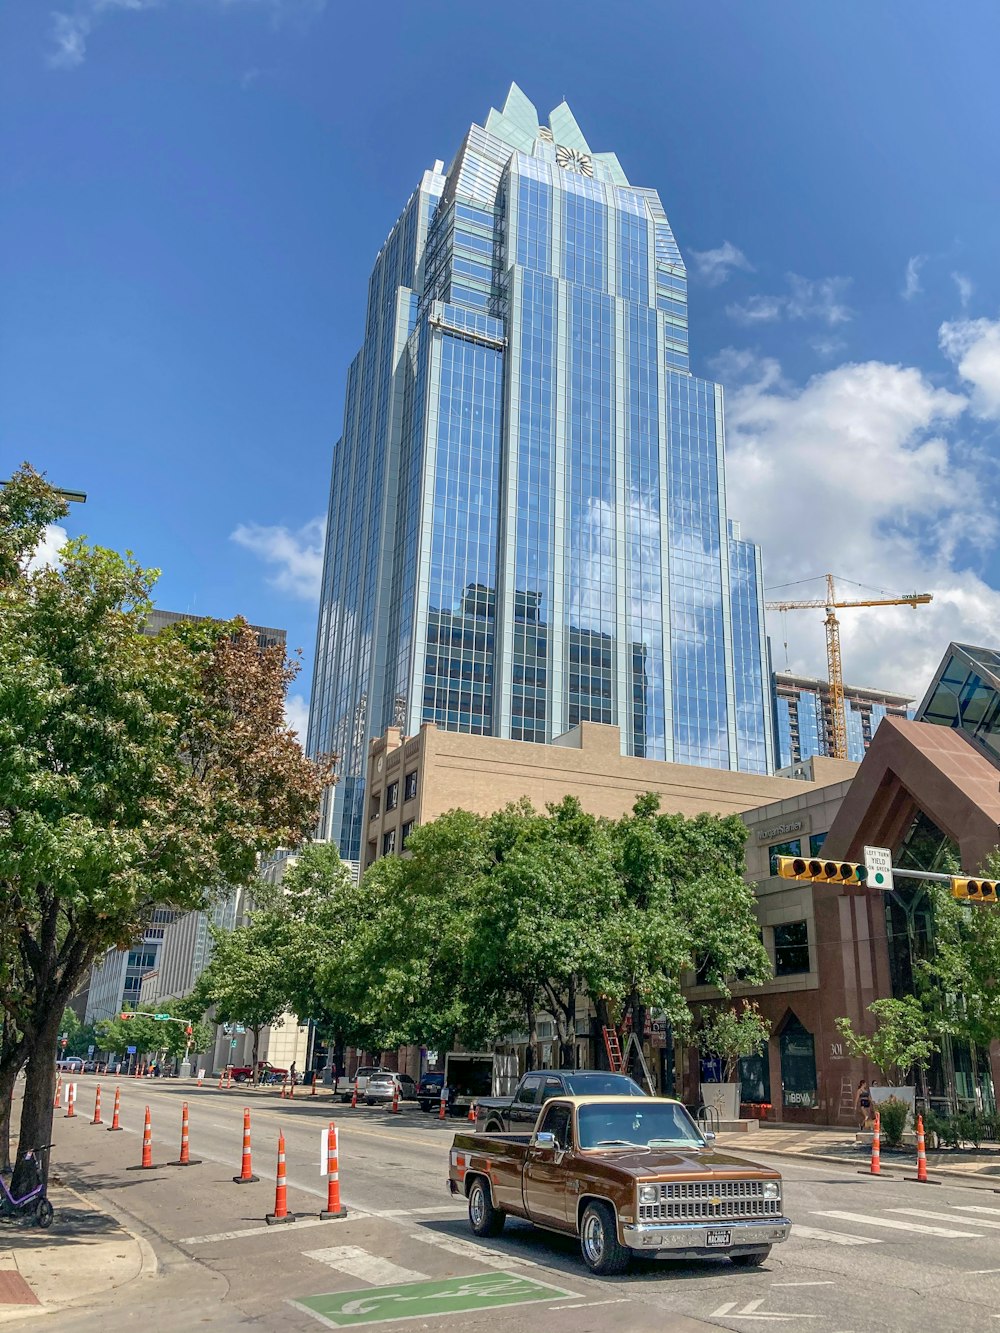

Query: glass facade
[[916, 642, 1000, 769], [773, 674, 912, 769], [310, 86, 774, 857]]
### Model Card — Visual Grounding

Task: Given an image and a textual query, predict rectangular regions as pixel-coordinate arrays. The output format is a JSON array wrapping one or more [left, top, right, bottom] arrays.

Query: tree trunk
[[559, 977, 577, 1068], [14, 1005, 62, 1193], [250, 1026, 262, 1085], [523, 992, 537, 1072], [595, 997, 612, 1069]]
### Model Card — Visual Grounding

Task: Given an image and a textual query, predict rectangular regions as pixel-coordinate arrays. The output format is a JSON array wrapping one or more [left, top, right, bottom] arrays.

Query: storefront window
[[739, 1053, 771, 1104], [769, 839, 801, 875], [780, 1016, 817, 1109], [809, 832, 827, 855]]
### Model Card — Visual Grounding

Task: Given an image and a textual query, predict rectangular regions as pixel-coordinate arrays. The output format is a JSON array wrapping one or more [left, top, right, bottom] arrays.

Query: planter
[[702, 1082, 740, 1121], [871, 1084, 916, 1129]]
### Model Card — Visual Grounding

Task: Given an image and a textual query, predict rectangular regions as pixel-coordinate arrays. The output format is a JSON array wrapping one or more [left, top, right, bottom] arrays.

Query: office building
[[773, 671, 913, 768], [310, 83, 774, 859]]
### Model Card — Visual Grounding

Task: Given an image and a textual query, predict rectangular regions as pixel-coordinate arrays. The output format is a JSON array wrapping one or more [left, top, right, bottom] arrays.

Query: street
[[5, 1080, 999, 1331]]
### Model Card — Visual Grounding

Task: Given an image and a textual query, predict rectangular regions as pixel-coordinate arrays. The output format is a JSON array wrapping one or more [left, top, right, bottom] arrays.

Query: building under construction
[[774, 672, 913, 768]]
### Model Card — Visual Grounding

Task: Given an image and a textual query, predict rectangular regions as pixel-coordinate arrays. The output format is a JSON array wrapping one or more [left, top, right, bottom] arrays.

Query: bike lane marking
[[303, 1247, 428, 1287], [290, 1271, 575, 1328]]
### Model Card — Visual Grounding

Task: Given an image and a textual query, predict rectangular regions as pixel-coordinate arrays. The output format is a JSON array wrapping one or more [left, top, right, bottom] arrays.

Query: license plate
[[706, 1228, 732, 1247]]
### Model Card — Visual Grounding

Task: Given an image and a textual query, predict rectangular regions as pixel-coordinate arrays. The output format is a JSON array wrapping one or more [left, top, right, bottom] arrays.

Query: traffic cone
[[905, 1113, 940, 1184], [351, 1079, 358, 1110], [859, 1111, 881, 1175], [65, 1082, 76, 1119], [468, 1101, 476, 1123], [321, 1121, 347, 1220], [91, 1084, 103, 1125], [265, 1132, 296, 1225], [53, 1076, 62, 1110], [169, 1101, 201, 1166], [311, 1073, 318, 1097], [233, 1107, 259, 1183], [107, 1085, 123, 1131], [391, 1082, 400, 1114], [197, 1072, 204, 1088], [217, 1071, 225, 1090], [439, 1090, 447, 1120], [127, 1105, 160, 1170]]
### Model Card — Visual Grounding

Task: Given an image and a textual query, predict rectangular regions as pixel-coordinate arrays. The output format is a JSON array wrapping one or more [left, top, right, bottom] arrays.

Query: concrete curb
[[731, 1140, 1000, 1188]]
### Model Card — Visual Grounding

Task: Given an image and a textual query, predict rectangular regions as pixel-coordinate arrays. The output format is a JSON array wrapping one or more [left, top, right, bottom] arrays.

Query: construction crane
[[765, 575, 933, 760]]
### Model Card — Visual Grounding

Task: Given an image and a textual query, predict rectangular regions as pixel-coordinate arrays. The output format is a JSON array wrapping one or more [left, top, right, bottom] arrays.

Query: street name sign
[[863, 845, 894, 892]]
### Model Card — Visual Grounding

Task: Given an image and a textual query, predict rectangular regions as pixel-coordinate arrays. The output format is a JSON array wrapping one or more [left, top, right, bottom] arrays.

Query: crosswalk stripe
[[814, 1210, 983, 1239], [955, 1206, 1000, 1218], [789, 1224, 882, 1247], [889, 1209, 1000, 1232], [303, 1246, 428, 1286]]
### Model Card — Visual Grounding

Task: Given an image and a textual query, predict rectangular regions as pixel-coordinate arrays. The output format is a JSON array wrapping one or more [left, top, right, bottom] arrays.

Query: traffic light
[[775, 856, 869, 885], [185, 1026, 193, 1037], [120, 1012, 132, 1021], [951, 877, 999, 905]]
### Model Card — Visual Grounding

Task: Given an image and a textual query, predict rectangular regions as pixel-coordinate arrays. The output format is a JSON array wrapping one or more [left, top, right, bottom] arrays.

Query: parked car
[[475, 1069, 645, 1133], [417, 1071, 445, 1112], [365, 1072, 418, 1106], [83, 1061, 99, 1074], [56, 1057, 84, 1073], [229, 1061, 290, 1085], [335, 1065, 395, 1102], [449, 1094, 790, 1275]]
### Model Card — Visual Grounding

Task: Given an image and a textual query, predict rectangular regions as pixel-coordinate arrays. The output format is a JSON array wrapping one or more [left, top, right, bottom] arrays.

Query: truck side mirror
[[533, 1131, 557, 1149]]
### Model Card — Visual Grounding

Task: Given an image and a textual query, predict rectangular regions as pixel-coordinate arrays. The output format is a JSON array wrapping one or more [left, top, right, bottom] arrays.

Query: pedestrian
[[855, 1078, 874, 1129], [289, 1061, 297, 1086]]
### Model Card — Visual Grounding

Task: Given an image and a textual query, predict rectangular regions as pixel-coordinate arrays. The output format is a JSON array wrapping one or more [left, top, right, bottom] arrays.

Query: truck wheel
[[468, 1177, 506, 1237], [484, 1119, 504, 1134], [580, 1201, 630, 1276], [731, 1248, 771, 1267]]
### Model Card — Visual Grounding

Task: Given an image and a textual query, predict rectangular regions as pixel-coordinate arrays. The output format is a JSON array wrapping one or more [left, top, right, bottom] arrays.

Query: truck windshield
[[577, 1103, 705, 1150]]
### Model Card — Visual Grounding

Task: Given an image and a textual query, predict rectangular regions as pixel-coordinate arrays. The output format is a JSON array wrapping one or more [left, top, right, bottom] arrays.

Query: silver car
[[365, 1072, 417, 1105]]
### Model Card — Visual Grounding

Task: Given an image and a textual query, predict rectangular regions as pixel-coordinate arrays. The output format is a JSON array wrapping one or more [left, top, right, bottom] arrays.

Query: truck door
[[523, 1102, 574, 1231], [509, 1074, 543, 1126]]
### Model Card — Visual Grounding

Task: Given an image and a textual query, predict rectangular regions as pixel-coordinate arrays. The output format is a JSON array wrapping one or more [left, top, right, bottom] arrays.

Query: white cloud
[[284, 691, 310, 739], [952, 271, 974, 309], [723, 349, 1000, 698], [688, 241, 754, 288], [902, 255, 926, 300], [939, 316, 1000, 420], [231, 516, 325, 601], [46, 0, 325, 68], [27, 524, 69, 572], [727, 274, 852, 327]]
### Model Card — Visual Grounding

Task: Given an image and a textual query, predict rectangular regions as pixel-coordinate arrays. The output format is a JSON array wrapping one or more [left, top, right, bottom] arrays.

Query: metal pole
[[888, 867, 955, 884]]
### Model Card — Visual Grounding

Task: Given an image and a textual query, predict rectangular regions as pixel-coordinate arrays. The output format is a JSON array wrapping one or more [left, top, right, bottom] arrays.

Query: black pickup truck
[[474, 1068, 645, 1132]]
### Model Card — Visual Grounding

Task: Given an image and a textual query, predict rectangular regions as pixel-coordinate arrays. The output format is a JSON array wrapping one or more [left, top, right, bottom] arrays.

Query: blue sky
[[4, 0, 1000, 729]]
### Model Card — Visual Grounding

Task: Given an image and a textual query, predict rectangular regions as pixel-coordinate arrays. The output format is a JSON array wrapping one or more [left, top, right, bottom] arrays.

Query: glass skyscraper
[[309, 85, 775, 857]]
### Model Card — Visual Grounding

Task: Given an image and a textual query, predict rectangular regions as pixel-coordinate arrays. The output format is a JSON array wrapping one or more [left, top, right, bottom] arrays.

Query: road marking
[[291, 1271, 576, 1328], [786, 1224, 882, 1247], [710, 1298, 818, 1321], [548, 1299, 630, 1310], [814, 1210, 983, 1238], [954, 1205, 1000, 1218], [181, 1217, 335, 1245], [375, 1205, 465, 1218], [409, 1230, 567, 1278], [889, 1208, 1000, 1232], [303, 1246, 428, 1287], [771, 1281, 836, 1287], [967, 1269, 1000, 1275]]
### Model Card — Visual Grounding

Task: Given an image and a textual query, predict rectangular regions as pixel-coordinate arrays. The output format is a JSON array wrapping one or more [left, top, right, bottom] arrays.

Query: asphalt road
[[10, 1079, 1000, 1332]]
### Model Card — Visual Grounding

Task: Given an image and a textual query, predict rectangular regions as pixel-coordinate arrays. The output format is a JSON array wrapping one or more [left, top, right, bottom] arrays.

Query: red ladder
[[602, 1027, 623, 1073]]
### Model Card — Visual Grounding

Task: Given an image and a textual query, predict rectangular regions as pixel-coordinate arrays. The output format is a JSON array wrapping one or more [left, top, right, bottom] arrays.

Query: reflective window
[[774, 921, 810, 975]]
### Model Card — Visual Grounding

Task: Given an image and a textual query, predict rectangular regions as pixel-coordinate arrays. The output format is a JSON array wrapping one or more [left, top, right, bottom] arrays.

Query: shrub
[[956, 1112, 983, 1150], [876, 1096, 909, 1148]]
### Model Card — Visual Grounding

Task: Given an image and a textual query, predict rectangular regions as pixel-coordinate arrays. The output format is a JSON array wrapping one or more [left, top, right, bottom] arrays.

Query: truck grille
[[637, 1179, 781, 1223]]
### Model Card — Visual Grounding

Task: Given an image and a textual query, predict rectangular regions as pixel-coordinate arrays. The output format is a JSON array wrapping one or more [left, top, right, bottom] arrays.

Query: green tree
[[0, 465, 333, 1186], [835, 996, 938, 1086], [698, 1003, 771, 1084], [194, 914, 292, 1082]]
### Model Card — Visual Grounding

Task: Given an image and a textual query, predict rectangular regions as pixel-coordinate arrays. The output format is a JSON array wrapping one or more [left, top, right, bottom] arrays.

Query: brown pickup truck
[[448, 1095, 790, 1275]]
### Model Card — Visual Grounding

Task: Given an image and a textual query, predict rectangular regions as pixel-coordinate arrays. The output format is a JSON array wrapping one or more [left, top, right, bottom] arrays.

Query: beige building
[[364, 719, 855, 867]]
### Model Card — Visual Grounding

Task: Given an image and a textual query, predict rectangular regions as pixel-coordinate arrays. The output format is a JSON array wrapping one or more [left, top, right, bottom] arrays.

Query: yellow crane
[[765, 575, 933, 760]]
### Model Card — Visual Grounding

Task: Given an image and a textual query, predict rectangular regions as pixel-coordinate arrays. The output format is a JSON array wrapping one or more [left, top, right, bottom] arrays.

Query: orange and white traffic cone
[[468, 1101, 476, 1123], [265, 1132, 296, 1225], [351, 1078, 358, 1110], [439, 1090, 447, 1121], [233, 1107, 259, 1183], [321, 1120, 347, 1219], [107, 1085, 123, 1132], [197, 1072, 204, 1088], [169, 1101, 201, 1166], [127, 1105, 159, 1170], [391, 1082, 400, 1114], [905, 1113, 940, 1184], [226, 1070, 233, 1090], [65, 1082, 76, 1119], [866, 1111, 881, 1175], [92, 1084, 103, 1125], [53, 1076, 62, 1109], [311, 1073, 318, 1097]]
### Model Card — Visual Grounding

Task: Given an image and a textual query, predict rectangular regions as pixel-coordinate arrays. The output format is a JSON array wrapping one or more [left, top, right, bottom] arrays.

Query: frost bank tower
[[309, 85, 774, 858]]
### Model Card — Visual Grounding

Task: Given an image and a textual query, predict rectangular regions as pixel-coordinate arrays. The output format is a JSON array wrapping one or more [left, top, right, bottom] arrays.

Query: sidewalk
[[0, 1182, 154, 1323], [717, 1121, 1000, 1184]]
